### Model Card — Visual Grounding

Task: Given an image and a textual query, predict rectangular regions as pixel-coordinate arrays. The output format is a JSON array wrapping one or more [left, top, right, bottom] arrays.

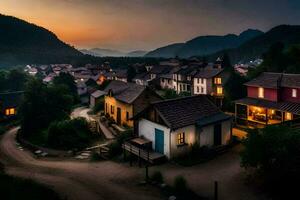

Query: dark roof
[[150, 65, 174, 74], [245, 72, 300, 89], [91, 90, 106, 98], [235, 97, 300, 115], [194, 69, 224, 78], [104, 81, 146, 104], [133, 72, 151, 81], [114, 69, 127, 78], [174, 65, 199, 76], [0, 91, 24, 109], [197, 112, 231, 127], [152, 95, 228, 130]]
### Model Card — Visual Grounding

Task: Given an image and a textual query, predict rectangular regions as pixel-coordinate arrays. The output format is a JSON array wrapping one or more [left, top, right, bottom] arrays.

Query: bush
[[108, 130, 132, 158], [174, 176, 188, 194], [47, 117, 95, 150], [151, 171, 163, 183]]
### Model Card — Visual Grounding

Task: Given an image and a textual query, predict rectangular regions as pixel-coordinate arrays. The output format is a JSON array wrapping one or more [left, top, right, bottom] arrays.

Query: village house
[[235, 72, 300, 127], [90, 90, 105, 108], [104, 81, 162, 127], [132, 95, 232, 159], [0, 91, 24, 121]]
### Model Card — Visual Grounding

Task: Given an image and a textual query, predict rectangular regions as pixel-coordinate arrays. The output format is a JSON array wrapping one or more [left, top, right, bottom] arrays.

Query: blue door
[[155, 129, 164, 154]]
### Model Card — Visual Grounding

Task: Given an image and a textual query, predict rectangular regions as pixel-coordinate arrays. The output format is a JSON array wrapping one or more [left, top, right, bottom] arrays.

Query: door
[[155, 129, 164, 154], [117, 107, 121, 125], [214, 123, 222, 146]]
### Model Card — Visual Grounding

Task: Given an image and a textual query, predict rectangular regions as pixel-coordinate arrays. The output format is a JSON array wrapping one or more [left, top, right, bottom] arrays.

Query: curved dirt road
[[0, 128, 163, 200]]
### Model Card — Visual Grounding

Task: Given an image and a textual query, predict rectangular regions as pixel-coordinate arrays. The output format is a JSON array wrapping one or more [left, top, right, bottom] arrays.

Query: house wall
[[247, 86, 278, 102], [104, 96, 133, 127], [199, 120, 232, 146], [281, 87, 300, 103], [138, 118, 232, 159], [138, 118, 171, 158], [160, 78, 173, 89], [170, 125, 196, 158], [193, 78, 207, 95]]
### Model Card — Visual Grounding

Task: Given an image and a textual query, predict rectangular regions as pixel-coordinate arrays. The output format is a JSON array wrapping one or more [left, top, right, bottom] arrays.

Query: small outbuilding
[[90, 90, 106, 108]]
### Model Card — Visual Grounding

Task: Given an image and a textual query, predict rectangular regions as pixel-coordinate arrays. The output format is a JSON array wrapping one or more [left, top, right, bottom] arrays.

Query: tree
[[20, 78, 73, 138], [127, 65, 136, 82], [241, 125, 300, 198], [52, 72, 79, 102]]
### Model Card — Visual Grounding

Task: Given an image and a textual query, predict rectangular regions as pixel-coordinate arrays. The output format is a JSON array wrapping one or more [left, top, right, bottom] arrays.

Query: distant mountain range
[[0, 14, 84, 67], [80, 48, 148, 57], [145, 29, 264, 58], [207, 25, 300, 63], [1, 13, 300, 67]]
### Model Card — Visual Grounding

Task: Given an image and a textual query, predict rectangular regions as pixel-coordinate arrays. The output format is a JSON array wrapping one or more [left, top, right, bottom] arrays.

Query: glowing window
[[177, 132, 185, 145], [217, 86, 223, 95], [285, 112, 292, 121], [292, 89, 297, 98], [258, 87, 264, 98], [214, 77, 222, 84], [5, 108, 15, 116]]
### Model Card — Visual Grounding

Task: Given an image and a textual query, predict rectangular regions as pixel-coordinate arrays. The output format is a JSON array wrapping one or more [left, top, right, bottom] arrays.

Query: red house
[[235, 72, 300, 127]]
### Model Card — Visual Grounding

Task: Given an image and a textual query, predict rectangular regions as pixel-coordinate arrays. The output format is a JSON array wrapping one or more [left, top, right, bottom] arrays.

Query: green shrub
[[151, 171, 163, 183], [108, 130, 132, 158], [47, 117, 94, 150], [174, 176, 188, 193]]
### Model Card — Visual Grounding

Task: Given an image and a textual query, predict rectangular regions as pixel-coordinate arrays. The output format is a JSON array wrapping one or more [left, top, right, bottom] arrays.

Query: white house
[[133, 95, 232, 159]]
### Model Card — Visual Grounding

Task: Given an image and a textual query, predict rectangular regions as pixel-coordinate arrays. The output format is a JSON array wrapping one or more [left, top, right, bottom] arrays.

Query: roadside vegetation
[[241, 125, 300, 199], [18, 73, 95, 151]]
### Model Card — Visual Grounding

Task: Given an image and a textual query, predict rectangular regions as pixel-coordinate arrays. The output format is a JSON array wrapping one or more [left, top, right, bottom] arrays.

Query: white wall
[[193, 78, 207, 95], [138, 118, 171, 158], [170, 125, 196, 158]]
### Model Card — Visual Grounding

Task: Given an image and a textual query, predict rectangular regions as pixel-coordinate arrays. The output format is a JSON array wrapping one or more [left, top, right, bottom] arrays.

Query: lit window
[[258, 87, 264, 98], [5, 108, 16, 116], [292, 89, 297, 98], [214, 77, 222, 84], [217, 86, 223, 95], [177, 132, 185, 145], [286, 112, 292, 121]]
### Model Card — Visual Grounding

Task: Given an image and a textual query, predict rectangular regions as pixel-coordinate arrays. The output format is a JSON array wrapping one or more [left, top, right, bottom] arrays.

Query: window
[[177, 132, 185, 145], [217, 86, 223, 95], [201, 87, 204, 94], [126, 112, 129, 121], [5, 108, 15, 116], [258, 87, 264, 98], [197, 78, 200, 84], [111, 105, 114, 114], [214, 77, 222, 84], [285, 112, 292, 121], [197, 86, 199, 93], [292, 89, 297, 98]]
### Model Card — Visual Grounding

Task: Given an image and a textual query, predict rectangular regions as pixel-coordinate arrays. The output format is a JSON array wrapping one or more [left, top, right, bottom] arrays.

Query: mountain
[[145, 29, 263, 58], [126, 50, 148, 57], [208, 25, 300, 63], [80, 48, 148, 57], [0, 14, 83, 67], [145, 43, 184, 58]]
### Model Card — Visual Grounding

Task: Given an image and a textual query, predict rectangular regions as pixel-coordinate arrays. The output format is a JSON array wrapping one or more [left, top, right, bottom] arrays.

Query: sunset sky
[[1, 0, 300, 51]]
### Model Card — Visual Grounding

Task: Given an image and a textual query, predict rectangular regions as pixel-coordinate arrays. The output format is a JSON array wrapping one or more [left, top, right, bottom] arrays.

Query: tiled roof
[[245, 72, 300, 89], [194, 69, 224, 78], [150, 65, 174, 74], [104, 81, 146, 104], [152, 95, 226, 130], [91, 90, 106, 98], [235, 97, 300, 115]]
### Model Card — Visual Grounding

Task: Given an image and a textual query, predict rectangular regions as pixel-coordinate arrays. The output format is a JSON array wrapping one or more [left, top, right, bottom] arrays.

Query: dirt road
[[0, 128, 163, 200]]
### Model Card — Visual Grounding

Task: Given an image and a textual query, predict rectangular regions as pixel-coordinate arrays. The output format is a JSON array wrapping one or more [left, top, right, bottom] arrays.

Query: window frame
[[177, 132, 185, 145]]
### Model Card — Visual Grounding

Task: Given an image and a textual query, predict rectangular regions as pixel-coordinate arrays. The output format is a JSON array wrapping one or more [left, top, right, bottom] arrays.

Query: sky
[[1, 0, 300, 51]]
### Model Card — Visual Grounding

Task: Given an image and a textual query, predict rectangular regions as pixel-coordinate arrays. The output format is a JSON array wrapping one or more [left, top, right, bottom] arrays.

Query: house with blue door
[[133, 95, 232, 159]]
